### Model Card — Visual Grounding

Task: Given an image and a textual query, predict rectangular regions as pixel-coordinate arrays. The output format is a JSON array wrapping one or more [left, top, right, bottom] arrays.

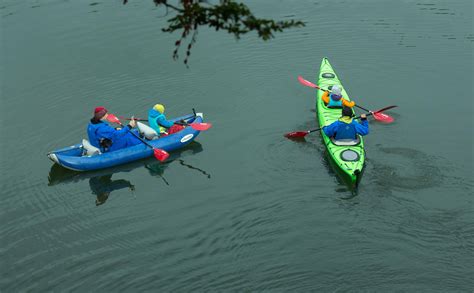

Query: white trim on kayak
[[180, 134, 194, 143], [48, 153, 59, 164], [48, 153, 84, 171]]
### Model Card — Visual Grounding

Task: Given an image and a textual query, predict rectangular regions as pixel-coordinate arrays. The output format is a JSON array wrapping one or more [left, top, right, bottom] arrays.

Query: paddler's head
[[153, 104, 165, 114], [94, 106, 108, 121], [330, 85, 342, 101], [342, 106, 353, 118]]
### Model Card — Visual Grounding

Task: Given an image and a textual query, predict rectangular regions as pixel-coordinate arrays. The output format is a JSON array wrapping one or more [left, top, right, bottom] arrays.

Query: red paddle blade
[[106, 114, 121, 124], [297, 76, 320, 89], [371, 105, 397, 123], [153, 149, 169, 162], [373, 112, 394, 123], [189, 122, 212, 131], [284, 131, 309, 138]]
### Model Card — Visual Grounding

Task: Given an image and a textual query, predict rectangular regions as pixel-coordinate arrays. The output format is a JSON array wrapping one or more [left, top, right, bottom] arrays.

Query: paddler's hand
[[361, 114, 367, 120], [128, 116, 137, 128]]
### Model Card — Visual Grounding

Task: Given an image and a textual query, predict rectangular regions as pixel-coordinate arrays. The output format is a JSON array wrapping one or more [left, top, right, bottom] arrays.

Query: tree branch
[[123, 0, 305, 65]]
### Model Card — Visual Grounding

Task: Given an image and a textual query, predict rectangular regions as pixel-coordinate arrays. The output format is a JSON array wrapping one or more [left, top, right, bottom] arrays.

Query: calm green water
[[1, 0, 473, 291]]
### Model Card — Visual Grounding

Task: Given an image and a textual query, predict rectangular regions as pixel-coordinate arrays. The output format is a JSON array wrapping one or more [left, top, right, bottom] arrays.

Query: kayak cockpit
[[340, 149, 360, 162], [330, 136, 361, 146]]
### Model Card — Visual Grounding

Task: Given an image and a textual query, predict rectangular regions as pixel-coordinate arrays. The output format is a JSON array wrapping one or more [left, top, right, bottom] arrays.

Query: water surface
[[1, 0, 473, 291]]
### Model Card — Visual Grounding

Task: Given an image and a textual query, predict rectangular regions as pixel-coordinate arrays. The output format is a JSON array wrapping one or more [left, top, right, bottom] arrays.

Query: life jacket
[[327, 93, 343, 107], [148, 108, 167, 134], [334, 117, 356, 140]]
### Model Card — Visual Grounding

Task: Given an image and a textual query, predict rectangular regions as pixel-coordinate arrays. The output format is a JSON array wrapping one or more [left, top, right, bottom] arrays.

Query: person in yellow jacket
[[321, 85, 355, 108]]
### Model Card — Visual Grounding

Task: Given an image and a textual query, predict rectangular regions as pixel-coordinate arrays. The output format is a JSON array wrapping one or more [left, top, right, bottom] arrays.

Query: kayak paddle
[[106, 114, 170, 162], [284, 105, 398, 139], [297, 75, 395, 123], [353, 105, 393, 123], [119, 116, 213, 131]]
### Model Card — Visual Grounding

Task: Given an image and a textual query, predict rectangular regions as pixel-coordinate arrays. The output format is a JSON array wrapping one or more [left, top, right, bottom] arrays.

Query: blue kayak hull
[[48, 114, 203, 171]]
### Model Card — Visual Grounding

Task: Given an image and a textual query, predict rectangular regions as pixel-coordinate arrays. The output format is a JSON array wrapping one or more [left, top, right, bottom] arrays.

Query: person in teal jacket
[[148, 104, 179, 135], [323, 106, 369, 140], [87, 106, 141, 152]]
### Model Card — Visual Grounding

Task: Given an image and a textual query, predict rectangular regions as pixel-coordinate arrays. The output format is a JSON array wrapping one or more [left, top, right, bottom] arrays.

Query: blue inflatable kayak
[[48, 113, 204, 171]]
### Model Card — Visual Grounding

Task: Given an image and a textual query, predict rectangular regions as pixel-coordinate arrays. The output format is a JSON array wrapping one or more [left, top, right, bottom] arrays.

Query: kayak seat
[[330, 136, 361, 146], [82, 139, 101, 156]]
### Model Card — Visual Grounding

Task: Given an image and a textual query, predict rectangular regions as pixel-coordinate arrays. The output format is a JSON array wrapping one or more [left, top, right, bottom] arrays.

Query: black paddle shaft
[[115, 121, 155, 149], [125, 117, 189, 126], [307, 106, 397, 134]]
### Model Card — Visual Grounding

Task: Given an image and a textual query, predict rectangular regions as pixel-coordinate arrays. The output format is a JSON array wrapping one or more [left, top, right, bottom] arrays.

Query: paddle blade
[[373, 112, 394, 123], [106, 114, 121, 124], [153, 148, 169, 162], [297, 76, 319, 89], [189, 122, 212, 131], [371, 105, 397, 123], [284, 131, 309, 139]]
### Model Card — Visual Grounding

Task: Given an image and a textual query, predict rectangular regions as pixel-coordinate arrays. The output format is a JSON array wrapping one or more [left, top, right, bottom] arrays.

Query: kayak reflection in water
[[48, 141, 208, 204], [89, 175, 134, 206], [178, 159, 211, 179], [145, 159, 211, 186], [145, 161, 170, 185]]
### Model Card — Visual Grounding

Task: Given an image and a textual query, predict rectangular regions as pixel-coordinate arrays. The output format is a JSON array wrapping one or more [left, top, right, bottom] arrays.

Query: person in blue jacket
[[148, 104, 181, 135], [322, 106, 369, 140], [87, 106, 141, 152]]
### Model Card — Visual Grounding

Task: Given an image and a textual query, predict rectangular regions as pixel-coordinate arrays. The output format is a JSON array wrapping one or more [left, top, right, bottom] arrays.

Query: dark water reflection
[[48, 142, 209, 206], [90, 174, 134, 206], [369, 146, 443, 191]]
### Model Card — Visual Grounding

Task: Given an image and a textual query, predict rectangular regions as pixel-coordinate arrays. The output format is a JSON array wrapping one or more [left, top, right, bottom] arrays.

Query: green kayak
[[316, 58, 365, 188]]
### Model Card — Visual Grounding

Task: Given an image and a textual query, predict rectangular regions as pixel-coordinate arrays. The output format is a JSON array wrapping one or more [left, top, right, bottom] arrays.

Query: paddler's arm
[[342, 98, 355, 108], [157, 115, 174, 128], [106, 119, 136, 139], [322, 121, 339, 137], [355, 114, 369, 136], [321, 91, 330, 104]]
